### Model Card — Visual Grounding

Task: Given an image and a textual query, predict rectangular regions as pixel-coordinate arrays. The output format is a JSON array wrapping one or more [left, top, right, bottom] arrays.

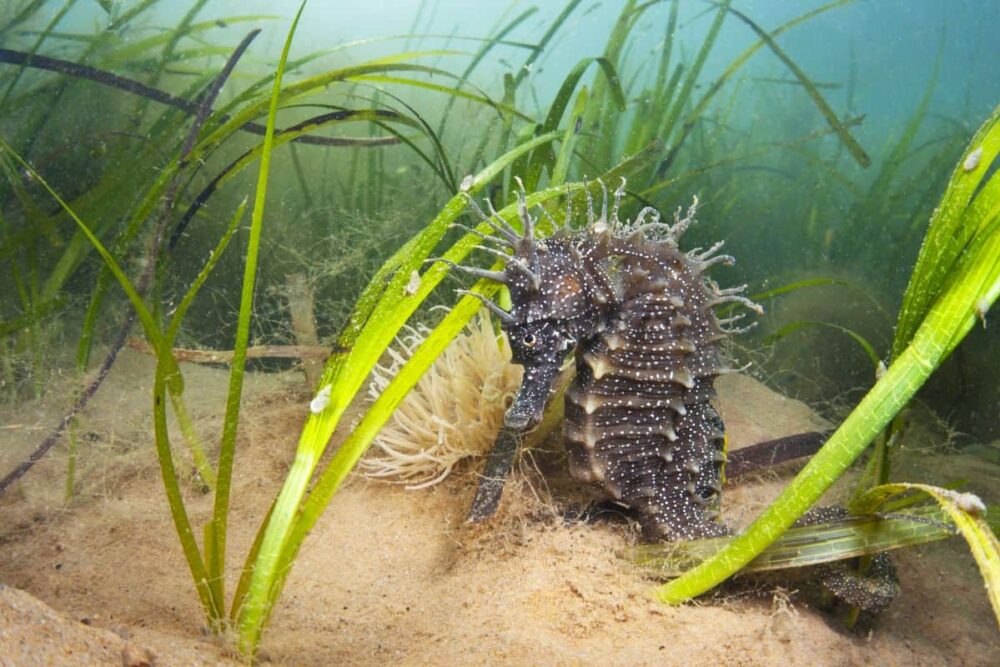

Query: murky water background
[[2, 0, 997, 444]]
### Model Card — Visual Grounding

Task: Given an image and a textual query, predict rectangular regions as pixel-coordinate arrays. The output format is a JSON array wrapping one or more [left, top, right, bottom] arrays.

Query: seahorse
[[452, 181, 900, 616], [455, 180, 760, 541]]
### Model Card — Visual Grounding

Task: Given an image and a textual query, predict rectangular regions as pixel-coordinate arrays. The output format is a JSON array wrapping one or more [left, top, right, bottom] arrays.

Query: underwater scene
[[0, 0, 998, 664]]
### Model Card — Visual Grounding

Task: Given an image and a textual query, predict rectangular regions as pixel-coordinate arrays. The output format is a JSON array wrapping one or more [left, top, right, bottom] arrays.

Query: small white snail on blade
[[310, 384, 332, 414], [947, 490, 987, 515], [405, 270, 421, 296], [963, 146, 983, 172]]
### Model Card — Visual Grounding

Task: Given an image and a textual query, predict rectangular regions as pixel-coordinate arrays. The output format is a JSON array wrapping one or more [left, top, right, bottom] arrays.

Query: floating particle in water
[[963, 146, 983, 172], [310, 384, 332, 414], [459, 174, 474, 192], [405, 270, 421, 296]]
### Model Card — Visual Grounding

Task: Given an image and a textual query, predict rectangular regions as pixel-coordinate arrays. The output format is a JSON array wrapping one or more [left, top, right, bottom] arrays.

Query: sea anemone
[[361, 315, 523, 488]]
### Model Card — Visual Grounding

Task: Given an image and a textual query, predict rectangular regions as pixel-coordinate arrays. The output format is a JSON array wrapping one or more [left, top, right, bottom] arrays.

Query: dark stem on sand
[[467, 426, 526, 523], [725, 431, 828, 478]]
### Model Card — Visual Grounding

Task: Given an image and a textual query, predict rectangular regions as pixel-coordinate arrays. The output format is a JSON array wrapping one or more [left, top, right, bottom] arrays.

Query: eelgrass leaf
[[572, 0, 652, 169], [320, 33, 538, 54], [657, 0, 731, 166], [656, 0, 856, 177], [0, 0, 77, 110], [628, 62, 683, 159], [0, 154, 62, 248], [169, 108, 413, 249], [524, 56, 624, 190], [158, 199, 248, 493], [360, 88, 458, 192], [630, 504, 965, 576], [749, 277, 848, 301], [512, 0, 584, 89], [120, 0, 209, 124], [712, 2, 870, 168], [0, 0, 46, 39], [434, 6, 538, 137], [896, 104, 1000, 355], [0, 138, 163, 378], [763, 320, 881, 371], [97, 15, 277, 68], [2, 0, 159, 156], [856, 484, 1000, 630], [185, 60, 471, 165], [267, 284, 500, 613], [215, 0, 305, 644], [354, 74, 529, 122], [550, 85, 589, 186], [876, 106, 1000, 491]]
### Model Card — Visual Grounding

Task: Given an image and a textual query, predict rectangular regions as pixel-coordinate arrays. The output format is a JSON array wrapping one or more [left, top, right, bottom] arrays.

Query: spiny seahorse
[[451, 181, 898, 616], [455, 180, 759, 540]]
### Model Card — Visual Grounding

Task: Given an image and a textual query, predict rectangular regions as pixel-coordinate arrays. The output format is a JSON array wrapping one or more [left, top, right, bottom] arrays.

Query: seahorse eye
[[522, 332, 536, 347], [695, 486, 716, 501]]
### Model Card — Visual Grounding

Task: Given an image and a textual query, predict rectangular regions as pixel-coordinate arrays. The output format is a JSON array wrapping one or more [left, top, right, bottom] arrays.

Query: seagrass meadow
[[0, 1, 999, 664]]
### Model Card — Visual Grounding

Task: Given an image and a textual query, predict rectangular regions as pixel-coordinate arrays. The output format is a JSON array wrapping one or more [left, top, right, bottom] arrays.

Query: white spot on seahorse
[[459, 174, 474, 192], [405, 270, 421, 296], [310, 384, 332, 414], [963, 146, 982, 172]]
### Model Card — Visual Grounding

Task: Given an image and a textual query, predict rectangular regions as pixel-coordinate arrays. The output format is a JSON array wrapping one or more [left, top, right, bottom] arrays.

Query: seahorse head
[[457, 184, 605, 429], [501, 235, 601, 428]]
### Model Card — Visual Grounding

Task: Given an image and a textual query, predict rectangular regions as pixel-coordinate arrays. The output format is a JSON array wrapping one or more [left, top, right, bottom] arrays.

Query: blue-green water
[[1, 2, 999, 661], [1, 1, 997, 436]]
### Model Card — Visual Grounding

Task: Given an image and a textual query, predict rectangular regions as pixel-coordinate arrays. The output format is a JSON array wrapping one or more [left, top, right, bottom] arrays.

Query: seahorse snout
[[504, 363, 561, 430]]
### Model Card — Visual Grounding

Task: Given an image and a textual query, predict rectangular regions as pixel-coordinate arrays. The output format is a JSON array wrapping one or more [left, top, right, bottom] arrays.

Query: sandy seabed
[[1, 349, 997, 666]]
